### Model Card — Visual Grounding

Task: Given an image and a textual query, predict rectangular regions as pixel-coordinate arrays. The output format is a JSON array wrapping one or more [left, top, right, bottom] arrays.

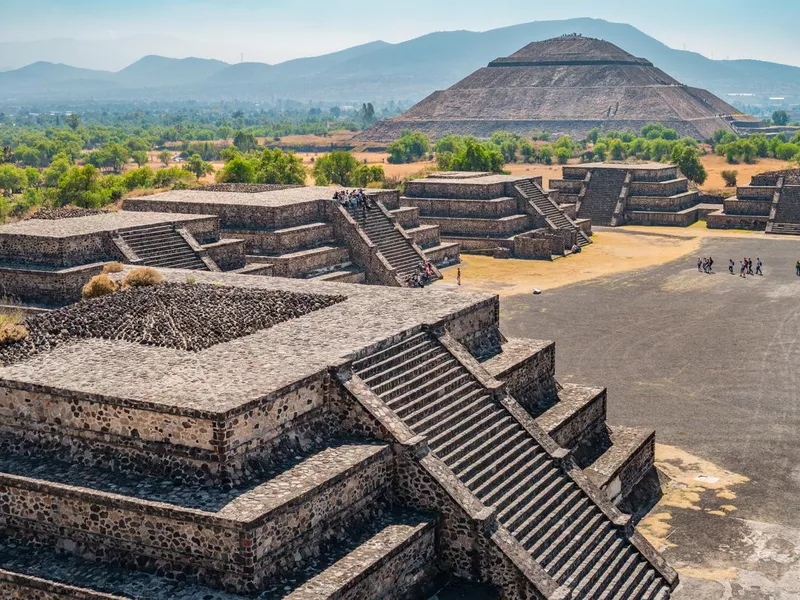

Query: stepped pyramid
[[362, 35, 756, 142]]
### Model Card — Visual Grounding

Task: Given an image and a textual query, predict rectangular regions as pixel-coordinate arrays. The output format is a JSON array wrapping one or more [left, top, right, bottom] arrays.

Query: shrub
[[123, 267, 164, 288], [721, 170, 738, 187], [82, 274, 119, 299], [102, 262, 124, 273], [0, 308, 28, 347]]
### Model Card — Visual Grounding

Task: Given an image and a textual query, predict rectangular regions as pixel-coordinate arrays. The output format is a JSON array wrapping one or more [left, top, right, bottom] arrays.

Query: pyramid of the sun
[[362, 35, 756, 142]]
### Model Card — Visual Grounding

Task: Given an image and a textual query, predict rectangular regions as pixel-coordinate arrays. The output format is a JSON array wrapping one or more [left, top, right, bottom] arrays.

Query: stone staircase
[[351, 332, 671, 599], [345, 204, 427, 279], [515, 179, 591, 247], [768, 185, 800, 236], [117, 224, 210, 270], [579, 169, 629, 226]]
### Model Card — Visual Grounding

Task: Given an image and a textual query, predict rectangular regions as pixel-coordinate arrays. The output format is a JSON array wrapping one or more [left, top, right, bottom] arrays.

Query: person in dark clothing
[[729, 259, 734, 275]]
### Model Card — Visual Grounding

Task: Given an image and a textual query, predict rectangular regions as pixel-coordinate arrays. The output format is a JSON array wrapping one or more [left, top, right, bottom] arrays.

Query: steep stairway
[[117, 224, 210, 270], [769, 186, 800, 236], [351, 332, 671, 600], [515, 179, 591, 247], [579, 169, 629, 226], [345, 204, 426, 279]]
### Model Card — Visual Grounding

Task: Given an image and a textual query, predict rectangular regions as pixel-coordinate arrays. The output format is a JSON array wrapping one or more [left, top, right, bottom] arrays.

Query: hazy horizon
[[2, 0, 800, 71]]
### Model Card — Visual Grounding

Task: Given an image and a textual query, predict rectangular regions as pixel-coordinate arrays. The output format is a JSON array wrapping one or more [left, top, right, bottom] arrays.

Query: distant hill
[[1, 18, 798, 105]]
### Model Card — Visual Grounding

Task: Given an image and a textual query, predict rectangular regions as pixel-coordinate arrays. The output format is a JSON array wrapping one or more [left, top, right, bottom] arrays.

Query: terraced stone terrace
[[0, 269, 676, 598]]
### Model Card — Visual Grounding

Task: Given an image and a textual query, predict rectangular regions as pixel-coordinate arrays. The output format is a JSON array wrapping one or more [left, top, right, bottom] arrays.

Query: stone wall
[[629, 179, 688, 196], [722, 199, 772, 216], [400, 197, 519, 219], [624, 210, 698, 226], [0, 263, 105, 306], [513, 232, 554, 260], [405, 181, 508, 200], [736, 186, 775, 200], [0, 233, 123, 268], [705, 211, 768, 230], [483, 340, 557, 416], [202, 239, 246, 270], [422, 214, 532, 237], [408, 225, 440, 249], [625, 192, 699, 212]]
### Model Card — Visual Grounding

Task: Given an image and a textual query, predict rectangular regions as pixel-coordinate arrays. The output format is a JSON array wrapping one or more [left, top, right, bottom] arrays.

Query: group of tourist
[[406, 262, 436, 288], [697, 257, 715, 273], [699, 256, 765, 277], [333, 189, 373, 213]]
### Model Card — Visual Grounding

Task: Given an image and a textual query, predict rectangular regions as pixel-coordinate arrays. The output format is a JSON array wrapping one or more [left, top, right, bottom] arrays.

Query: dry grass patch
[[123, 267, 164, 288], [102, 262, 123, 274], [82, 274, 119, 300], [0, 307, 28, 347]]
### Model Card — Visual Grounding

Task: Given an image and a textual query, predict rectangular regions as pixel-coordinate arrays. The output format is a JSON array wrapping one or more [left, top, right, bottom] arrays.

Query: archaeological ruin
[[402, 172, 591, 258], [124, 184, 460, 285], [0, 209, 248, 306], [707, 168, 800, 235], [0, 268, 677, 598], [548, 162, 716, 227], [361, 35, 763, 143]]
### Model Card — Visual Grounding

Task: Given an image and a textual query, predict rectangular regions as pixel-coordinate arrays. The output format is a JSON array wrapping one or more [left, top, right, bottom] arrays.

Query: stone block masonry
[[0, 270, 675, 598]]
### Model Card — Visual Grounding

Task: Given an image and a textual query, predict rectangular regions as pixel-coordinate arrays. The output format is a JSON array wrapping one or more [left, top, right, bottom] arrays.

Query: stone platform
[[0, 211, 245, 305], [125, 186, 460, 285], [0, 270, 675, 598]]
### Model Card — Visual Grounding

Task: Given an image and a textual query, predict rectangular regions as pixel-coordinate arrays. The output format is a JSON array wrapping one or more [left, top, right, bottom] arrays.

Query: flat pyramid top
[[491, 36, 650, 66]]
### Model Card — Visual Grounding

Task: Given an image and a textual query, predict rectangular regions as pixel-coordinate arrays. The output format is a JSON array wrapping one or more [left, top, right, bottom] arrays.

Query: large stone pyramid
[[362, 35, 754, 142]]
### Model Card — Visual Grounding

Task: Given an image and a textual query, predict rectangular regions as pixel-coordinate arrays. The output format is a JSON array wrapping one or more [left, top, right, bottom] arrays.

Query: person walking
[[796, 260, 800, 276], [697, 258, 702, 272], [456, 268, 462, 286], [747, 258, 754, 276], [740, 260, 746, 278], [708, 257, 714, 273], [756, 258, 763, 276], [729, 259, 734, 275]]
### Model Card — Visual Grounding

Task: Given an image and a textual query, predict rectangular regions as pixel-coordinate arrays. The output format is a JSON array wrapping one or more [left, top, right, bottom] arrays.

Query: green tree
[[130, 150, 149, 168], [56, 165, 108, 207], [351, 165, 385, 187], [186, 154, 214, 180], [721, 170, 738, 187], [65, 112, 81, 131], [233, 131, 259, 154], [105, 143, 130, 173], [44, 154, 72, 188], [450, 138, 505, 172], [554, 147, 572, 165], [122, 167, 155, 190], [313, 151, 360, 186], [215, 156, 256, 183], [387, 130, 431, 164], [670, 143, 707, 184], [254, 148, 306, 184], [0, 165, 26, 197], [359, 103, 376, 127], [772, 110, 790, 126], [158, 150, 172, 167]]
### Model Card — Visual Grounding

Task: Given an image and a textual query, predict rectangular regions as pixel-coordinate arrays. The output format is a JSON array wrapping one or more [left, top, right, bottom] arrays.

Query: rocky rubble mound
[[29, 206, 109, 220], [0, 283, 345, 365]]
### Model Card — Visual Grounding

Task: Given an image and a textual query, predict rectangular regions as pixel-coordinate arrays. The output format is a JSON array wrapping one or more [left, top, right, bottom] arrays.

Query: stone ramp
[[515, 179, 591, 247], [579, 169, 629, 226], [349, 331, 673, 599], [116, 223, 212, 270]]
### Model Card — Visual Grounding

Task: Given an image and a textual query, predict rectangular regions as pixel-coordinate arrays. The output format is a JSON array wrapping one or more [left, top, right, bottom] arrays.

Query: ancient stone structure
[[549, 162, 715, 227], [402, 172, 591, 259], [124, 186, 460, 286], [0, 269, 676, 598], [0, 211, 247, 306], [707, 169, 800, 235], [361, 35, 760, 142]]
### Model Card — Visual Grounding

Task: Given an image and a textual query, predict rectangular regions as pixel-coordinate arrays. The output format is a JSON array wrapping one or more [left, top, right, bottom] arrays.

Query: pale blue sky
[[2, 0, 799, 66]]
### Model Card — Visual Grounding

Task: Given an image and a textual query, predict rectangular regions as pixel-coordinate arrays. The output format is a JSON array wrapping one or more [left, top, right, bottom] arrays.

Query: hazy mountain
[[1, 18, 798, 105], [0, 35, 230, 71]]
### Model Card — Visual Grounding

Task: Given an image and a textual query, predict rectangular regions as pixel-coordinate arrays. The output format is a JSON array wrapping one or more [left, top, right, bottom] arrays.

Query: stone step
[[431, 411, 511, 461], [425, 400, 502, 452], [499, 468, 570, 529], [480, 451, 553, 509], [400, 380, 480, 423], [411, 389, 490, 439], [465, 439, 537, 495], [550, 520, 615, 582], [516, 487, 583, 548], [363, 345, 443, 387], [534, 503, 600, 564], [444, 419, 520, 475], [376, 355, 459, 401], [562, 529, 621, 589], [383, 365, 467, 411], [578, 544, 636, 599], [0, 442, 392, 594], [603, 558, 649, 600], [352, 332, 430, 375]]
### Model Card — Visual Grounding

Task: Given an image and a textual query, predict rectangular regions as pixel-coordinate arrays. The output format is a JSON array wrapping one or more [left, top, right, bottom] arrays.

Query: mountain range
[[1, 18, 798, 106]]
